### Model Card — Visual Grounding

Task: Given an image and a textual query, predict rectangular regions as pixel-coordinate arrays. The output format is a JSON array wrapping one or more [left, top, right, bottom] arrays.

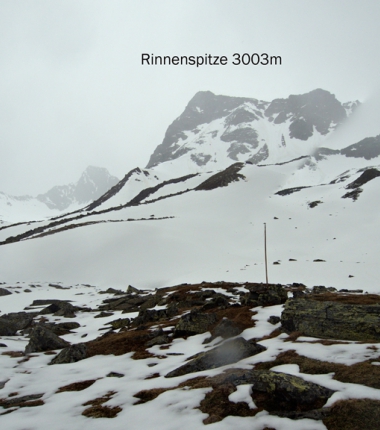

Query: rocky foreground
[[1, 281, 380, 429]]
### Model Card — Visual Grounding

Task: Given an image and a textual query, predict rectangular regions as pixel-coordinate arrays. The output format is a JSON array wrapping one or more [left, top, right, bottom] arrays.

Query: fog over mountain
[[0, 87, 379, 290], [0, 166, 118, 222]]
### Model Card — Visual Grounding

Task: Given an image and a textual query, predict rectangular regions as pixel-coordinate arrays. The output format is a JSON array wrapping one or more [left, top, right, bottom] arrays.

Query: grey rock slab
[[281, 298, 380, 341], [0, 312, 34, 336], [174, 310, 217, 337], [165, 337, 266, 378], [25, 325, 70, 354], [49, 343, 87, 365], [249, 370, 335, 412]]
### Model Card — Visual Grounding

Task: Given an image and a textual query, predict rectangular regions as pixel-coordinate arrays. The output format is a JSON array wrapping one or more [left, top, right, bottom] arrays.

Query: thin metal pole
[[264, 223, 268, 285]]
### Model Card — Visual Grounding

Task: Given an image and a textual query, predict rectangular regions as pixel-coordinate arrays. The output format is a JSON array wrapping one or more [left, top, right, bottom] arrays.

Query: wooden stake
[[264, 223, 268, 285]]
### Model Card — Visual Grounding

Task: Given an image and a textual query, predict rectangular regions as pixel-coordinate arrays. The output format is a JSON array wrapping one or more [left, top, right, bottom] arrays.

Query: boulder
[[165, 337, 265, 378], [268, 315, 281, 325], [174, 310, 217, 337], [0, 287, 12, 296], [241, 283, 288, 307], [107, 318, 130, 330], [25, 325, 70, 353], [99, 294, 146, 313], [203, 318, 242, 344], [0, 312, 34, 335], [133, 305, 178, 327], [99, 287, 125, 295], [249, 370, 335, 412], [126, 285, 141, 294], [49, 343, 87, 365], [43, 321, 80, 336], [281, 298, 380, 341], [40, 301, 77, 318], [208, 368, 334, 413], [145, 334, 171, 347]]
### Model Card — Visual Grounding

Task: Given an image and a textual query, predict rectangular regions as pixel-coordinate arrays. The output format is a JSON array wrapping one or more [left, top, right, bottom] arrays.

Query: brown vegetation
[[307, 292, 380, 305], [57, 379, 97, 393], [82, 391, 121, 419], [323, 399, 380, 430], [255, 350, 380, 389]]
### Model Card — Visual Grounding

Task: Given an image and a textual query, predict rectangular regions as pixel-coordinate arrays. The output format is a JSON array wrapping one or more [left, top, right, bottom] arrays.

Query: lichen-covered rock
[[281, 298, 380, 341], [165, 337, 265, 378], [25, 325, 70, 353], [0, 312, 34, 335], [241, 283, 288, 307], [174, 310, 217, 337], [208, 368, 334, 413], [249, 370, 334, 412], [49, 343, 87, 364]]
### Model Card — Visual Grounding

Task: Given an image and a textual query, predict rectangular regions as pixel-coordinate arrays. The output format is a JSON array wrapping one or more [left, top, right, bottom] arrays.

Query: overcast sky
[[1, 0, 380, 195]]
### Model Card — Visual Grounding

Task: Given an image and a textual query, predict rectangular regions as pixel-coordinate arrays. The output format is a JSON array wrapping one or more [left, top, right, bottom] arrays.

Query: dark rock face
[[340, 135, 380, 160], [195, 163, 245, 191], [345, 168, 380, 190], [248, 144, 269, 164], [249, 370, 334, 412], [281, 298, 380, 341], [146, 89, 353, 169], [174, 310, 217, 337], [0, 312, 34, 335], [49, 343, 87, 365], [146, 91, 254, 168], [265, 88, 347, 140], [25, 325, 70, 353], [165, 337, 265, 378]]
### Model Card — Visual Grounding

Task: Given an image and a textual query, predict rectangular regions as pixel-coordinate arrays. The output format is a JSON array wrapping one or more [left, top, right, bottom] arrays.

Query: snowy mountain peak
[[146, 89, 359, 170], [36, 166, 119, 210], [0, 166, 119, 222]]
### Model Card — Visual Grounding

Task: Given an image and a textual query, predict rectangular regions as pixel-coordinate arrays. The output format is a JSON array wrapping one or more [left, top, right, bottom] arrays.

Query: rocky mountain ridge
[[146, 89, 359, 170], [0, 166, 118, 222]]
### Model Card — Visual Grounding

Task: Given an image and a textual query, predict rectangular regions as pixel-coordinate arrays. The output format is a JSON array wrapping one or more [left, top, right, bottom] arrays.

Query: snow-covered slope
[[0, 147, 379, 292], [0, 89, 378, 292]]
